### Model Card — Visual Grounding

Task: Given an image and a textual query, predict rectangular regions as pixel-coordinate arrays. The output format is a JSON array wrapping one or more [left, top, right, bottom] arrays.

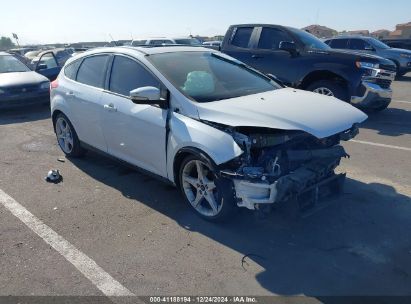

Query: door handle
[[66, 91, 75, 97], [104, 103, 117, 112], [252, 55, 263, 59]]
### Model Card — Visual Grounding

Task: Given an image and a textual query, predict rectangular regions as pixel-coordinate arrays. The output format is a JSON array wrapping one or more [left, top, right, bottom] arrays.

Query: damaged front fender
[[167, 112, 243, 183]]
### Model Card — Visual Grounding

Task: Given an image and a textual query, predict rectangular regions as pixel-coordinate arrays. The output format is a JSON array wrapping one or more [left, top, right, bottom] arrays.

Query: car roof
[[328, 35, 372, 40], [64, 46, 213, 66], [78, 45, 210, 56]]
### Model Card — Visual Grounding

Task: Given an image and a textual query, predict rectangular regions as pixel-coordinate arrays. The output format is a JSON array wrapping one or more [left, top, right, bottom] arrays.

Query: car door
[[223, 26, 259, 65], [35, 51, 61, 80], [69, 54, 110, 152], [100, 55, 168, 177], [248, 27, 300, 85]]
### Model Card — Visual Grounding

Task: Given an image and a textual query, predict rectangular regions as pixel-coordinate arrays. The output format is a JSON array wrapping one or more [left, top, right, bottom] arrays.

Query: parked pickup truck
[[220, 24, 397, 111]]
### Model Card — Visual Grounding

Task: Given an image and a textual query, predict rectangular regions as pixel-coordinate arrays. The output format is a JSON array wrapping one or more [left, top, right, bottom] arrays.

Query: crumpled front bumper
[[232, 157, 345, 210], [350, 81, 392, 109]]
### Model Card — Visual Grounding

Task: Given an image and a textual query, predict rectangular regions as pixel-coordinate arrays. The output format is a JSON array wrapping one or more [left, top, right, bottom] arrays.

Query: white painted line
[[350, 140, 411, 152], [0, 188, 134, 297], [392, 100, 411, 104]]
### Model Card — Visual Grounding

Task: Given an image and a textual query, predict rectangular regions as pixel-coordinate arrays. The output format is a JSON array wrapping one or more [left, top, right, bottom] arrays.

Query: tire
[[307, 80, 348, 102], [54, 113, 86, 158], [372, 103, 390, 112], [178, 154, 236, 222]]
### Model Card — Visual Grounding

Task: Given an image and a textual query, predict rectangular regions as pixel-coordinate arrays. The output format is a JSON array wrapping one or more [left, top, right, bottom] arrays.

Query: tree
[[0, 36, 15, 50]]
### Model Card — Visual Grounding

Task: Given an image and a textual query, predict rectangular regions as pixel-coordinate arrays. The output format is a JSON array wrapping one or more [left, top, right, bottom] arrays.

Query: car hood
[[195, 88, 368, 139], [0, 71, 49, 87]]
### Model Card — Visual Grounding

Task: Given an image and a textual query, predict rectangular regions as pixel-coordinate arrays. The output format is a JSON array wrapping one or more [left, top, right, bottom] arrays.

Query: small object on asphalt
[[57, 158, 65, 163], [53, 207, 58, 211], [45, 170, 62, 184]]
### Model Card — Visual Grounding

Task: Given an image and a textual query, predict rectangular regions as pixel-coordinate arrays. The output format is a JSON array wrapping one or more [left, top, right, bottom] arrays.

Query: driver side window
[[258, 27, 293, 50], [109, 56, 160, 96]]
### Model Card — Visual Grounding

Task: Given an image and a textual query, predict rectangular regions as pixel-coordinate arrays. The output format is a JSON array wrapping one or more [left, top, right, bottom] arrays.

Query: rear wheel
[[307, 80, 348, 102], [179, 154, 236, 221], [54, 113, 85, 157]]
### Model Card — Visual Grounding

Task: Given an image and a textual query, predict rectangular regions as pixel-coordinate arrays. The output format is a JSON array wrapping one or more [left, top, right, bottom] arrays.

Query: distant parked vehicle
[[24, 50, 42, 61], [130, 37, 201, 46], [0, 52, 49, 109], [220, 24, 396, 111], [8, 47, 36, 56], [202, 41, 222, 50], [324, 36, 411, 77], [381, 39, 411, 51], [32, 48, 72, 67]]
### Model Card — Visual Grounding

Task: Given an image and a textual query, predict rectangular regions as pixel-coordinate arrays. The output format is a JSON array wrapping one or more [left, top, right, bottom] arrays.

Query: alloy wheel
[[313, 87, 334, 96], [55, 117, 74, 154], [181, 160, 222, 217]]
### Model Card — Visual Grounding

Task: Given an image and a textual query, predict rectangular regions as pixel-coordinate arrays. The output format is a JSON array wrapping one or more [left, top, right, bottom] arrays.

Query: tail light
[[50, 80, 59, 91]]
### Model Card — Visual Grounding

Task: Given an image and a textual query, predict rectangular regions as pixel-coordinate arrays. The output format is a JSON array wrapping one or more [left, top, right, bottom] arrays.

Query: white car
[[130, 37, 201, 47], [50, 46, 367, 221]]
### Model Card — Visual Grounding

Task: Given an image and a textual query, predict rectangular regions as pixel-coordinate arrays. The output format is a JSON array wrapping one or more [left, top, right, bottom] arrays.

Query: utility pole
[[12, 33, 20, 47]]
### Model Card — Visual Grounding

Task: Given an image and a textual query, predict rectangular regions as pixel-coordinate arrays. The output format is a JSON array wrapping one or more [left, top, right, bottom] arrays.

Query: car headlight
[[356, 61, 379, 69], [400, 53, 411, 59], [39, 82, 50, 90]]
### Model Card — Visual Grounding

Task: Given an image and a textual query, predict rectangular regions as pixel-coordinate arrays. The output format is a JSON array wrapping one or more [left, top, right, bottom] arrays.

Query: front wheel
[[307, 80, 348, 102], [178, 154, 236, 221]]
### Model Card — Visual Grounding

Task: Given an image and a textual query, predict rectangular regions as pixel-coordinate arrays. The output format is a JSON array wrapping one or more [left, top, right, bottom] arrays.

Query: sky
[[1, 0, 410, 44]]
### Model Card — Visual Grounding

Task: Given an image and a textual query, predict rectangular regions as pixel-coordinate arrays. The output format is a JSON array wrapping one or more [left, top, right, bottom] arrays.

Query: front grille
[[375, 78, 392, 89], [8, 84, 39, 95], [380, 64, 397, 72]]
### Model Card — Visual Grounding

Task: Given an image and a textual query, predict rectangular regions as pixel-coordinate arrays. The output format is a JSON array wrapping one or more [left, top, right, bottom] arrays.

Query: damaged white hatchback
[[50, 46, 367, 221]]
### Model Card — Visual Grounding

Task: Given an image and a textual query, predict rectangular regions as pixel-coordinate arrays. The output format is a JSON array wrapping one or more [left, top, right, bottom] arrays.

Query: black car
[[221, 24, 397, 111], [0, 52, 50, 109]]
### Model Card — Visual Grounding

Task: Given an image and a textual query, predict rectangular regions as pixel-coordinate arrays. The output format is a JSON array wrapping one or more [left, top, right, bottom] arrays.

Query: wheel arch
[[172, 147, 216, 188], [300, 70, 349, 90]]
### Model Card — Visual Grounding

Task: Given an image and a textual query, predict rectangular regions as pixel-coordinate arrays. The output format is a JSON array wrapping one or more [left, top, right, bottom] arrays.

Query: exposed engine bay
[[204, 121, 359, 210]]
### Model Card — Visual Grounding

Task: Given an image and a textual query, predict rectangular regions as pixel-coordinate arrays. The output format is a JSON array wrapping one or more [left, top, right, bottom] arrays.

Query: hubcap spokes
[[314, 87, 334, 96], [56, 118, 73, 153], [182, 160, 220, 216]]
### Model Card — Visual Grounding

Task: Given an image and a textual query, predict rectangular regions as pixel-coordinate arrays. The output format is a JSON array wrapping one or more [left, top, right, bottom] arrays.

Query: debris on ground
[[45, 170, 63, 184], [241, 253, 266, 271], [57, 158, 65, 163]]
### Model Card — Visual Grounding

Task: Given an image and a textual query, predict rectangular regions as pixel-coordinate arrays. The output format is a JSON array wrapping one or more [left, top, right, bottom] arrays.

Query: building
[[389, 22, 411, 38], [346, 30, 370, 36], [371, 29, 391, 39], [302, 24, 337, 38]]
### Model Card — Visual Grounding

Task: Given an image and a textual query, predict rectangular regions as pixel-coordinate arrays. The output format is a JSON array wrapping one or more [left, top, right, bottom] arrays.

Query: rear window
[[64, 59, 82, 80], [76, 55, 109, 88], [231, 27, 253, 48]]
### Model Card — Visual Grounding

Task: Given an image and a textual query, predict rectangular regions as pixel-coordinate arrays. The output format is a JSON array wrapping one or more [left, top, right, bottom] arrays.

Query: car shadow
[[359, 106, 411, 136], [0, 104, 50, 125], [70, 152, 411, 297], [396, 74, 411, 82]]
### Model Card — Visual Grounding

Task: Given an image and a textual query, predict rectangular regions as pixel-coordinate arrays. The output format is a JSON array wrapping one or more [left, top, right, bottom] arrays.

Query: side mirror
[[130, 86, 168, 108], [279, 41, 297, 55], [36, 64, 48, 71]]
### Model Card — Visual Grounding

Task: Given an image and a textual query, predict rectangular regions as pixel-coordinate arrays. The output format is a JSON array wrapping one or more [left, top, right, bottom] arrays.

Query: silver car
[[50, 46, 366, 221]]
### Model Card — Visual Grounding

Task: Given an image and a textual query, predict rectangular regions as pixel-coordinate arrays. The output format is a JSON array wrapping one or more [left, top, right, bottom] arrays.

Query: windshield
[[174, 38, 201, 45], [148, 52, 279, 103], [288, 28, 331, 50], [0, 55, 30, 73], [368, 37, 390, 49]]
